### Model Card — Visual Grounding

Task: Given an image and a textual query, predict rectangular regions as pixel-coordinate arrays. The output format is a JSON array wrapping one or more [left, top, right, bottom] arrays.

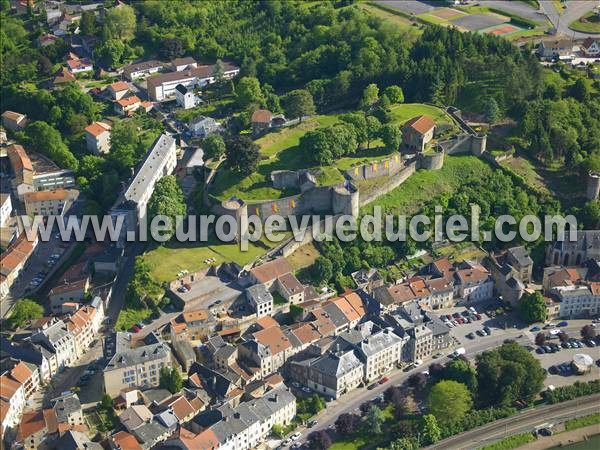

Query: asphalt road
[[539, 0, 598, 39], [427, 393, 600, 450]]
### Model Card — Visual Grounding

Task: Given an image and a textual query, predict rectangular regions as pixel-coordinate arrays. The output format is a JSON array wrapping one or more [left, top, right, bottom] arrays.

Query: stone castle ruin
[[206, 106, 489, 240]]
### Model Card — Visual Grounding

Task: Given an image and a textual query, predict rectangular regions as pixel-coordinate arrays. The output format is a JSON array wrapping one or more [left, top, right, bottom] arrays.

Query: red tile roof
[[110, 81, 130, 92], [85, 121, 111, 137], [17, 411, 46, 440], [250, 257, 292, 284], [253, 324, 291, 355], [405, 115, 435, 134], [116, 96, 141, 108], [7, 144, 32, 172], [251, 109, 273, 123]]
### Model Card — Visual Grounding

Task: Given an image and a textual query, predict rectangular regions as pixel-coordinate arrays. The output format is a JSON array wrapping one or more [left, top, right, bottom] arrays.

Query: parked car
[[537, 347, 545, 354], [476, 330, 485, 337], [558, 321, 568, 327], [530, 326, 541, 332], [466, 332, 475, 339], [378, 376, 389, 384], [308, 420, 318, 428], [453, 312, 461, 318], [290, 432, 302, 441], [475, 314, 482, 320], [549, 365, 558, 375], [367, 383, 377, 390], [483, 326, 491, 335], [131, 325, 141, 333]]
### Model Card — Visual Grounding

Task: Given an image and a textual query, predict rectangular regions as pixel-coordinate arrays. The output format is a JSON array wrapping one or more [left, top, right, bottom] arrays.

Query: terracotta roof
[[433, 257, 453, 279], [405, 115, 435, 134], [116, 96, 141, 107], [387, 283, 417, 304], [17, 411, 46, 440], [343, 292, 365, 317], [178, 428, 219, 450], [253, 324, 291, 355], [0, 233, 36, 274], [171, 57, 197, 66], [85, 121, 111, 137], [255, 315, 278, 330], [112, 431, 143, 450], [24, 188, 71, 203], [109, 81, 130, 92], [456, 268, 489, 285], [250, 257, 292, 284], [251, 109, 273, 123], [166, 395, 194, 421], [337, 296, 363, 321], [310, 308, 336, 335], [43, 408, 58, 434], [10, 361, 32, 384], [53, 67, 76, 84], [182, 308, 208, 323], [7, 144, 33, 172], [289, 322, 321, 344], [0, 400, 8, 425], [48, 278, 88, 296], [170, 319, 187, 334], [66, 58, 92, 71], [0, 374, 21, 401], [188, 373, 202, 388]]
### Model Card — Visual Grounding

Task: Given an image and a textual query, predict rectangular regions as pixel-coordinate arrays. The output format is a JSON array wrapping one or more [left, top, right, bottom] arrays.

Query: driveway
[[479, 0, 545, 23]]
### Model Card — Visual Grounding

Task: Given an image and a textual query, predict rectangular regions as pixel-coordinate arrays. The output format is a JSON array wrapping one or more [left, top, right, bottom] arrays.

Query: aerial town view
[[1, 0, 600, 449]]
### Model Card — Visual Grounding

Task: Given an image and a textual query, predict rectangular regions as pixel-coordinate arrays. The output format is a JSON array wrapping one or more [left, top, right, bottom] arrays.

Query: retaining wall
[[359, 161, 418, 206]]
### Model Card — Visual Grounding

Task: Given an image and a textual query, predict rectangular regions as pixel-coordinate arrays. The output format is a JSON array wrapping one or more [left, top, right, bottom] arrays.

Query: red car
[[475, 314, 482, 320], [131, 325, 141, 333], [446, 314, 453, 320], [378, 376, 390, 384]]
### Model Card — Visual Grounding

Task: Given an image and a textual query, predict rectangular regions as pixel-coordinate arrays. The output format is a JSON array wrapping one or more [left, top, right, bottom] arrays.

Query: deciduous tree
[[8, 299, 43, 329], [428, 380, 472, 425], [147, 176, 186, 242], [225, 135, 260, 176], [518, 291, 546, 324], [281, 89, 315, 122]]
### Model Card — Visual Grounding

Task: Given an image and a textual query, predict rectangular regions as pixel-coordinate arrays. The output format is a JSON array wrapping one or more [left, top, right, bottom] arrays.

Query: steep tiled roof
[[253, 325, 291, 355], [85, 121, 111, 137], [404, 115, 435, 134], [250, 257, 292, 284], [7, 144, 33, 172], [251, 109, 273, 123]]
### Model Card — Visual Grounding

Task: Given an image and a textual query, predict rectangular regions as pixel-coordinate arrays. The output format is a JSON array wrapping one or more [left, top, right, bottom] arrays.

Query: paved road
[[539, 0, 599, 39], [479, 0, 545, 23], [427, 393, 600, 450]]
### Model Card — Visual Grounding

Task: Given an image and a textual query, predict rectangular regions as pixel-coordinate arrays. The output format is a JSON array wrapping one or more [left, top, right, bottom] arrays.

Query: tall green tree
[[476, 342, 545, 407], [484, 97, 501, 124], [360, 83, 379, 110], [365, 116, 381, 149], [147, 176, 186, 242], [428, 380, 473, 425], [24, 121, 78, 170], [420, 414, 441, 445], [236, 76, 264, 109], [380, 124, 401, 151], [365, 405, 384, 435], [518, 291, 546, 324], [8, 299, 43, 329], [225, 135, 260, 176], [80, 10, 98, 36], [441, 357, 478, 392], [384, 85, 404, 104], [281, 89, 315, 122], [159, 367, 183, 394], [203, 134, 226, 160], [104, 4, 136, 42]]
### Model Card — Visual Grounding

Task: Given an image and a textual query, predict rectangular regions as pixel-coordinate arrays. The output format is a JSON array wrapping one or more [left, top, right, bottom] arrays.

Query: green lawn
[[141, 235, 283, 283], [116, 306, 153, 331], [569, 10, 600, 33], [480, 432, 536, 450], [361, 154, 494, 215], [211, 104, 454, 203], [564, 412, 600, 432], [359, 3, 423, 41]]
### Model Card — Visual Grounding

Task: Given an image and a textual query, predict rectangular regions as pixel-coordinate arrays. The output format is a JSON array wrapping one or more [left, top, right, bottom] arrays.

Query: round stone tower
[[332, 182, 359, 217], [218, 197, 248, 239], [470, 133, 487, 156], [587, 172, 600, 201]]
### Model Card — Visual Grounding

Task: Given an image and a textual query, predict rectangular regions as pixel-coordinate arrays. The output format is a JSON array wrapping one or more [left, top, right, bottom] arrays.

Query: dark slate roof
[[311, 350, 362, 378], [508, 246, 533, 267], [322, 302, 349, 328], [175, 83, 188, 95]]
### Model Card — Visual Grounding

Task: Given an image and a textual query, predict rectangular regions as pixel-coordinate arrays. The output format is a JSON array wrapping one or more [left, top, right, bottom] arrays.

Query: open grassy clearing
[[569, 10, 600, 34], [286, 242, 320, 270], [361, 154, 494, 215], [359, 3, 423, 41], [141, 235, 284, 283], [211, 104, 455, 203]]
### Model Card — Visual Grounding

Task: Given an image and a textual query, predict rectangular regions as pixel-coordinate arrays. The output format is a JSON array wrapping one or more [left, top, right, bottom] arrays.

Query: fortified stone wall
[[345, 153, 403, 181], [359, 161, 417, 206], [417, 151, 444, 170]]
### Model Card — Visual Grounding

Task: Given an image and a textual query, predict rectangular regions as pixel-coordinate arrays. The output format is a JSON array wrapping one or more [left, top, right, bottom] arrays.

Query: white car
[[414, 359, 423, 366], [291, 432, 302, 441]]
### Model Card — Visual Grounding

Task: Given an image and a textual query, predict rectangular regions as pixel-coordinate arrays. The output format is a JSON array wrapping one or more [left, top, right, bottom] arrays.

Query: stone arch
[[553, 252, 559, 265], [563, 253, 570, 266], [575, 254, 582, 266]]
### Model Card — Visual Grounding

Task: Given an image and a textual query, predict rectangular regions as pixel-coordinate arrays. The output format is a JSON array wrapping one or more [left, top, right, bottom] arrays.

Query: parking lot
[[535, 345, 600, 388]]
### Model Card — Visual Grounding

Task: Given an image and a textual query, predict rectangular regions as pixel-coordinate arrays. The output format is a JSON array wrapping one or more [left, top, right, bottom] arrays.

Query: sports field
[[480, 23, 525, 37]]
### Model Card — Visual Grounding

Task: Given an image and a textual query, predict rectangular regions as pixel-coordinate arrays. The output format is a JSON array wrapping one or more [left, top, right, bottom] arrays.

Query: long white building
[[110, 134, 177, 240]]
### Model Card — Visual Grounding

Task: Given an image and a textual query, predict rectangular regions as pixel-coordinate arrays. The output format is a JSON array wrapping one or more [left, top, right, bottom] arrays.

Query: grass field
[[359, 3, 423, 41], [286, 242, 320, 270], [569, 10, 600, 34], [361, 154, 494, 215], [141, 235, 284, 283], [116, 306, 153, 331], [564, 412, 600, 431], [211, 104, 454, 202], [480, 432, 536, 450]]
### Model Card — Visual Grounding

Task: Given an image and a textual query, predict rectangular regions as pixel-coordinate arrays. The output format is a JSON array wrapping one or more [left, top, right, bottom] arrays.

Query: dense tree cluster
[[147, 175, 187, 242], [518, 291, 547, 324]]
